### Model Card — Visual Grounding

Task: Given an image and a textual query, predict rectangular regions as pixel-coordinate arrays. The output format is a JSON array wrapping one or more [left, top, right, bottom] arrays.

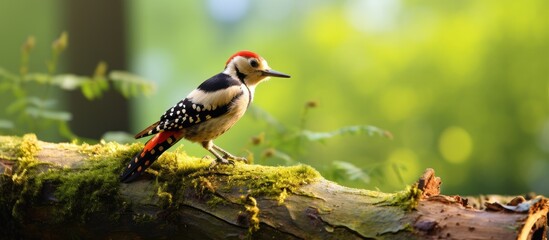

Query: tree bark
[[0, 134, 547, 240]]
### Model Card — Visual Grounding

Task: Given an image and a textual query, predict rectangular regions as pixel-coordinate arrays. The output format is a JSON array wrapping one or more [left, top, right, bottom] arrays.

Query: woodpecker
[[120, 51, 290, 183]]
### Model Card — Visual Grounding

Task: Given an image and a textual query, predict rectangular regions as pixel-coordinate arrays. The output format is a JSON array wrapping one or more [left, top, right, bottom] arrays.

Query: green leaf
[[25, 107, 72, 121], [51, 74, 88, 90], [90, 80, 103, 99], [269, 149, 294, 165], [117, 78, 130, 98], [332, 161, 370, 184], [24, 73, 50, 84], [81, 81, 96, 100], [78, 77, 110, 100], [0, 119, 14, 129], [27, 97, 57, 108], [300, 125, 393, 142], [109, 71, 155, 98], [97, 77, 109, 90]]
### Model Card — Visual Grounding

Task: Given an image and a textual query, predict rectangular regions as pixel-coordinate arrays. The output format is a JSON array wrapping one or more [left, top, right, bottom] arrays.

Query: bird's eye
[[249, 59, 259, 68]]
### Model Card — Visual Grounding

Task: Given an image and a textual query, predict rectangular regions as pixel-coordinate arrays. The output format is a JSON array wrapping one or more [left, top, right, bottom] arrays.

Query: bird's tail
[[120, 131, 183, 183]]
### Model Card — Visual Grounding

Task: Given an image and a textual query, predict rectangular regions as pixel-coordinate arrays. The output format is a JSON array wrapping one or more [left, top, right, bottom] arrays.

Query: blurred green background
[[1, 0, 548, 195]]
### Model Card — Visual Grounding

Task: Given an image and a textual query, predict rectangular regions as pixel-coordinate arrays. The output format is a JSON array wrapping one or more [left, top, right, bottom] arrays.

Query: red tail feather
[[120, 131, 183, 183]]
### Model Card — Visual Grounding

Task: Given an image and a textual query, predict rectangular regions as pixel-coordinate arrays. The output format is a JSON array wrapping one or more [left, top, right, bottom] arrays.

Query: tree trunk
[[0, 134, 547, 239]]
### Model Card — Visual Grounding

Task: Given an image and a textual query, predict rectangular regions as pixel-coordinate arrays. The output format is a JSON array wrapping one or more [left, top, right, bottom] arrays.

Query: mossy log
[[0, 134, 547, 239]]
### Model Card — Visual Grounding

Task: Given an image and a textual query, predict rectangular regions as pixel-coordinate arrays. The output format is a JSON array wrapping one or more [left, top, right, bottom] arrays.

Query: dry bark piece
[[417, 168, 442, 198]]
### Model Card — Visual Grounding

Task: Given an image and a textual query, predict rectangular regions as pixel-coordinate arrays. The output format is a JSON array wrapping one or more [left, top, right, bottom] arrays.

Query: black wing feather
[[197, 73, 241, 92], [134, 73, 244, 138]]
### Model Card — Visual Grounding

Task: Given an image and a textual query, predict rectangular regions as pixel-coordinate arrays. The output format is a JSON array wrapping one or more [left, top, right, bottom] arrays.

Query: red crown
[[226, 50, 260, 66]]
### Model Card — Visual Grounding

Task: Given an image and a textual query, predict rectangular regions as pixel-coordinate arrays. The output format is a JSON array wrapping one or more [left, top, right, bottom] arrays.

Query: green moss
[[155, 149, 210, 177], [1, 134, 323, 230], [277, 188, 288, 205], [0, 134, 40, 162], [18, 134, 40, 161], [0, 134, 41, 183], [31, 140, 141, 222], [390, 184, 422, 211], [156, 182, 173, 208], [121, 146, 323, 229], [192, 176, 216, 195], [243, 196, 260, 233], [206, 195, 226, 208], [0, 136, 142, 224], [150, 151, 321, 210], [223, 163, 321, 197], [0, 135, 29, 161], [0, 134, 43, 224], [78, 139, 142, 161]]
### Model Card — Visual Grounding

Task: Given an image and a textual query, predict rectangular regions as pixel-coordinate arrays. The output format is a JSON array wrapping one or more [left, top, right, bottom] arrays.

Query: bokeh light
[[438, 126, 473, 164]]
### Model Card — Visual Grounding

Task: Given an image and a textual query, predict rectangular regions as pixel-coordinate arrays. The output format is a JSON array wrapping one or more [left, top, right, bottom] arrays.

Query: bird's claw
[[209, 157, 235, 169], [223, 154, 248, 163]]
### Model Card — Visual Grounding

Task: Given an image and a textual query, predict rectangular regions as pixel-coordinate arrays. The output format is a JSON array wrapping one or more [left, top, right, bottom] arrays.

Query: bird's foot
[[223, 154, 248, 163], [209, 157, 235, 169]]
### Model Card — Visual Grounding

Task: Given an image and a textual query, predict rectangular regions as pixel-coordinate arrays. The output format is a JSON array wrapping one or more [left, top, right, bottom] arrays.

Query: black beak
[[262, 69, 291, 78]]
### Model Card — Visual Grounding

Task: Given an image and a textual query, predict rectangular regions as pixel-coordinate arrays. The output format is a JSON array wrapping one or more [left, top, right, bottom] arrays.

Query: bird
[[120, 50, 290, 183]]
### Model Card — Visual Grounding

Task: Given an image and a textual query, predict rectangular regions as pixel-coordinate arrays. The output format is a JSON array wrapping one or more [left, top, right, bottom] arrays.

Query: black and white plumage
[[120, 51, 290, 183]]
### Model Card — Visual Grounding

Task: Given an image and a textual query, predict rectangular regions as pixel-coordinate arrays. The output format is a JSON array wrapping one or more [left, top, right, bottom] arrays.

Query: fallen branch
[[0, 134, 547, 239]]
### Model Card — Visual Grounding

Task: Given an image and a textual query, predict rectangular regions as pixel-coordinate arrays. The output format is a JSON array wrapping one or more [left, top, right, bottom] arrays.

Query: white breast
[[183, 85, 251, 142]]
